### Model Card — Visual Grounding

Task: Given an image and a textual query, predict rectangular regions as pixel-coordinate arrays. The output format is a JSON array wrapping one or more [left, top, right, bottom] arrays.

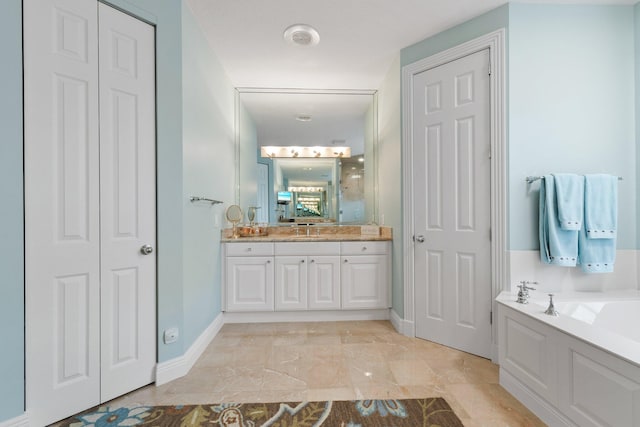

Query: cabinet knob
[[301, 259, 305, 263], [344, 259, 348, 263], [247, 247, 252, 252], [362, 246, 367, 251], [267, 260, 271, 263], [310, 259, 315, 263]]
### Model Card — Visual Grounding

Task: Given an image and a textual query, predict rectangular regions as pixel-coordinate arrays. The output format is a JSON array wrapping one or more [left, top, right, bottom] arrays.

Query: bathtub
[[496, 291, 640, 427]]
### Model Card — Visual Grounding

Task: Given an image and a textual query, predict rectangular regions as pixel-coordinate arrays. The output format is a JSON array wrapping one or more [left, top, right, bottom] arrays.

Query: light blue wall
[[377, 55, 404, 316], [181, 3, 236, 347], [0, 0, 24, 421], [509, 4, 636, 250], [401, 4, 509, 66]]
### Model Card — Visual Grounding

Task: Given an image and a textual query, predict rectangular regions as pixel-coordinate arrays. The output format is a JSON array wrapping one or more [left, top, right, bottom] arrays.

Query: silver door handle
[[414, 235, 425, 243], [140, 244, 154, 255]]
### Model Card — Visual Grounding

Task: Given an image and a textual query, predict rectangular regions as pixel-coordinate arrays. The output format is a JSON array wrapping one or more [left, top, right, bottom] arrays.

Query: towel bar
[[189, 196, 223, 205], [526, 175, 623, 184]]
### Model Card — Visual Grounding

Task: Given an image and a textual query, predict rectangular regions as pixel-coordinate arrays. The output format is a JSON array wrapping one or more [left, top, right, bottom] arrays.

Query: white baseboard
[[390, 309, 414, 337], [0, 413, 29, 427], [155, 312, 224, 386], [222, 309, 390, 324], [500, 368, 575, 427]]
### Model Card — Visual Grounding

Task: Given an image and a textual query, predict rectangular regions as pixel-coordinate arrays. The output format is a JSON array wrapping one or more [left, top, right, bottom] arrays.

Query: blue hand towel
[[584, 174, 618, 239], [553, 173, 584, 231], [578, 223, 615, 273], [539, 175, 578, 267]]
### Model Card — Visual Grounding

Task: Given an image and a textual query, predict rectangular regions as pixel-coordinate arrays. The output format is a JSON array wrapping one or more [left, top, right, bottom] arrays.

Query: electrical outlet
[[164, 327, 179, 344]]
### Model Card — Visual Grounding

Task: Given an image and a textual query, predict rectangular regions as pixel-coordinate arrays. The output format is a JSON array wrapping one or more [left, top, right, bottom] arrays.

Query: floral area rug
[[54, 398, 465, 426]]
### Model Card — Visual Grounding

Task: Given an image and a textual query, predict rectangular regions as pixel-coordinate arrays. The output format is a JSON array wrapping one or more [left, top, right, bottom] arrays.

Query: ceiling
[[186, 0, 635, 90]]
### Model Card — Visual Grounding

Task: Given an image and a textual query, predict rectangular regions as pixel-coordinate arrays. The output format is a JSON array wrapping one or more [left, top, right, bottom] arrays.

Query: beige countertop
[[220, 225, 392, 243]]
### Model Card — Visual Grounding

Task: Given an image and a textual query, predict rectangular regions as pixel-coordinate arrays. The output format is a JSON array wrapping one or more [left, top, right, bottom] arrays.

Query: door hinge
[[490, 311, 493, 325], [488, 58, 492, 76], [489, 227, 492, 242]]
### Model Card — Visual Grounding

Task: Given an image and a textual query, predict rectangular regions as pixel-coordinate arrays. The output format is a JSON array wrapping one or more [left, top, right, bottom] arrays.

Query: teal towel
[[584, 174, 618, 239], [578, 174, 617, 273], [539, 175, 578, 267], [578, 223, 615, 273], [553, 173, 584, 231]]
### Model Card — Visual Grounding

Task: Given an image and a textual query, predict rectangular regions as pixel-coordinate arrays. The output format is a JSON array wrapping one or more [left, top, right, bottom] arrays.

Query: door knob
[[414, 235, 425, 243], [140, 244, 154, 255]]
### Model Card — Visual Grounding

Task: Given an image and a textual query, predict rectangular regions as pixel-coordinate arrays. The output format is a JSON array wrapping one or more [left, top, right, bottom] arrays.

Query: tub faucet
[[544, 294, 559, 316], [516, 280, 538, 304]]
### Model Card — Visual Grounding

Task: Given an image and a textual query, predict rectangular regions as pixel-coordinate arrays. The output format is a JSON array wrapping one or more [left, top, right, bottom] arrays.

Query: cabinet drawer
[[225, 242, 274, 256], [341, 241, 389, 255], [275, 242, 340, 256]]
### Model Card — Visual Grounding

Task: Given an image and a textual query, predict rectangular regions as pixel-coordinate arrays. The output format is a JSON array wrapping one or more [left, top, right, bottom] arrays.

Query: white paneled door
[[413, 49, 492, 358], [24, 0, 156, 424], [98, 3, 156, 403]]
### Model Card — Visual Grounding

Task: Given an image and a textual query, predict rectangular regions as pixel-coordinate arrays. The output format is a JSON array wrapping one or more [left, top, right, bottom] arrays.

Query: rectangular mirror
[[236, 89, 378, 225]]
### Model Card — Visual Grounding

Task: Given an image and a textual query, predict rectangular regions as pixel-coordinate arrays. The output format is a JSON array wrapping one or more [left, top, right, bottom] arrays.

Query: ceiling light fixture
[[283, 24, 320, 47], [296, 114, 312, 122], [261, 146, 351, 159]]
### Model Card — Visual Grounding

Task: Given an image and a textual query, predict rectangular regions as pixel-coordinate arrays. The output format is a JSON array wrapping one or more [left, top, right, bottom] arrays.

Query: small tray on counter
[[237, 224, 269, 237]]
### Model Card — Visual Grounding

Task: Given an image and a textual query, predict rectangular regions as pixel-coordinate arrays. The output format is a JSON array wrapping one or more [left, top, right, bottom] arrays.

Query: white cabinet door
[[341, 255, 389, 309], [275, 256, 308, 311], [226, 257, 274, 312], [308, 256, 341, 310]]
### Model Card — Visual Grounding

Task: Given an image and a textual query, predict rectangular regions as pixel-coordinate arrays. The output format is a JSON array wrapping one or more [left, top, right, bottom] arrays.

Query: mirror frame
[[234, 87, 379, 225]]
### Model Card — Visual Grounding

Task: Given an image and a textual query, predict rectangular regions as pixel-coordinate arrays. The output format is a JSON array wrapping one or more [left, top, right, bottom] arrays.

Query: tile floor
[[112, 320, 545, 426]]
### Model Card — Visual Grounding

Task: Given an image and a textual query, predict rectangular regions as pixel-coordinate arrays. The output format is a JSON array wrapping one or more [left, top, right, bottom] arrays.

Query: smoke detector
[[284, 24, 320, 47]]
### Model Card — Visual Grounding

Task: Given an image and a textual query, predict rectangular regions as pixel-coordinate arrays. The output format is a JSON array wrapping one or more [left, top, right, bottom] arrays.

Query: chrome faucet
[[544, 294, 559, 316], [516, 280, 538, 304]]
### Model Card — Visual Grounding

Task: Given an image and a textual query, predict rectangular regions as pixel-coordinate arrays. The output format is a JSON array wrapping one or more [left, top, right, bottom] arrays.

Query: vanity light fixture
[[288, 186, 324, 192], [283, 24, 320, 47], [261, 146, 351, 158]]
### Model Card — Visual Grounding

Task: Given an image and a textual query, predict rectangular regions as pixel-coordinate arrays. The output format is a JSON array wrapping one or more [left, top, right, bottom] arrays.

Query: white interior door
[[25, 1, 156, 424], [413, 49, 492, 358], [24, 1, 101, 425], [98, 3, 156, 402]]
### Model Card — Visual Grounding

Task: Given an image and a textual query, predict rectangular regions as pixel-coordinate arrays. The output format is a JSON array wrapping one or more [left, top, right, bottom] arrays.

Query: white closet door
[[24, 0, 101, 425], [413, 49, 492, 358], [98, 3, 156, 402]]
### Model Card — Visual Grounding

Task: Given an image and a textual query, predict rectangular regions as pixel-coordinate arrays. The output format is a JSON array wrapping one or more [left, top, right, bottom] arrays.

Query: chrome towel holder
[[526, 175, 623, 184], [189, 196, 223, 205]]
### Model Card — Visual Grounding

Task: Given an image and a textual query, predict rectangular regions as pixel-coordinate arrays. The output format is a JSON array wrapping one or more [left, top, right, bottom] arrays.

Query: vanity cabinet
[[274, 242, 341, 311], [223, 240, 389, 313], [225, 243, 274, 312], [340, 242, 390, 309]]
